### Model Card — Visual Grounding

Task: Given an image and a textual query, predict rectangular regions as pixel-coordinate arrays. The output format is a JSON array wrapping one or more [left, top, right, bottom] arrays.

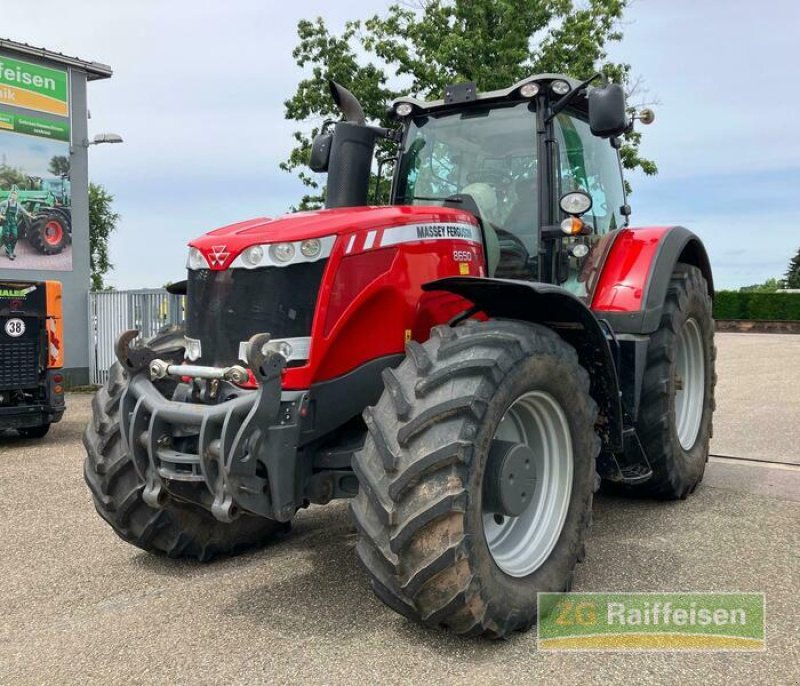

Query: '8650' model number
[[452, 250, 473, 262]]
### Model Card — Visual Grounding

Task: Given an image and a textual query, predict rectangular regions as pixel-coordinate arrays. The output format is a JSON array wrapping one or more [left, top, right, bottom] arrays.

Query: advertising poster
[[0, 54, 72, 271]]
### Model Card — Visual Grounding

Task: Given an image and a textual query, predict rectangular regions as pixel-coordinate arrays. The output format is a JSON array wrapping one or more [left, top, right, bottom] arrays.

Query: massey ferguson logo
[[208, 245, 230, 267]]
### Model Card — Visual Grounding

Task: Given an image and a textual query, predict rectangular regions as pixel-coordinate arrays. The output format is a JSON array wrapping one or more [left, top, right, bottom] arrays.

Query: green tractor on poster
[[0, 177, 71, 255]]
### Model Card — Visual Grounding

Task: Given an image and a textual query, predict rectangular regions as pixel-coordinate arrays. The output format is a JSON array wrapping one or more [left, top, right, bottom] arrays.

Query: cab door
[[553, 112, 627, 299]]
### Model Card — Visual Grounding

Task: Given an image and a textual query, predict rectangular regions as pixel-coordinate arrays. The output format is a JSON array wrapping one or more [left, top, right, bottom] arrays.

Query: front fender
[[591, 226, 714, 334], [422, 276, 623, 453]]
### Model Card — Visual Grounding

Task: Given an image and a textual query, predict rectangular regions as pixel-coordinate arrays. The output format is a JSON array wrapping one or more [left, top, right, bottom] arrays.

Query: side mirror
[[309, 133, 332, 173], [588, 84, 629, 138]]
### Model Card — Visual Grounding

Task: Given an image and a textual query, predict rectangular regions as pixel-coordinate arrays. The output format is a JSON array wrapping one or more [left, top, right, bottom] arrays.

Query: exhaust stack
[[312, 81, 378, 209]]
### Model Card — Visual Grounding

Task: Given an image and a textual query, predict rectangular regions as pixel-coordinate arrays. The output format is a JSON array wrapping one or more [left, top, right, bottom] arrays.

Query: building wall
[[0, 49, 92, 386]]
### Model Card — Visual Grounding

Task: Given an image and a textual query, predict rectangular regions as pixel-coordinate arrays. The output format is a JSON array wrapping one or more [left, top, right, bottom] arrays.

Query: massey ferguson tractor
[[84, 73, 715, 637]]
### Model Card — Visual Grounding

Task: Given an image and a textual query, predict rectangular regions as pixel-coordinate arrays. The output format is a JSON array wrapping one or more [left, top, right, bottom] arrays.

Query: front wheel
[[84, 332, 288, 561], [18, 424, 50, 438], [351, 320, 600, 637]]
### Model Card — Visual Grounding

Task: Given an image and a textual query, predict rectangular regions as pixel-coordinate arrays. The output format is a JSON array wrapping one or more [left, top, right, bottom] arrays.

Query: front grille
[[186, 261, 327, 366], [0, 340, 40, 390]]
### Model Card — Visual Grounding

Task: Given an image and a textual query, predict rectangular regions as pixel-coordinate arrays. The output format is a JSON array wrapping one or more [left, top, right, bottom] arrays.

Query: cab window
[[554, 113, 626, 235]]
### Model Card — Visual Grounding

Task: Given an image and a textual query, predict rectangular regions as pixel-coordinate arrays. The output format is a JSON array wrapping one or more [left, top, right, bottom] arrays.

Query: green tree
[[784, 248, 800, 289], [88, 183, 120, 291], [48, 155, 70, 178], [283, 0, 656, 209]]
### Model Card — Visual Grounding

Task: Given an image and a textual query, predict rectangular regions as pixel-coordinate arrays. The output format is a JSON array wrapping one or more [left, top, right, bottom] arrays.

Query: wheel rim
[[44, 220, 64, 245], [674, 317, 705, 450], [482, 391, 573, 578]]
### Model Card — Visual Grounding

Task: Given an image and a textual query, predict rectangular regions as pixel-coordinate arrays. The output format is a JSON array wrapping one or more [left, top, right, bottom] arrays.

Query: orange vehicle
[[0, 279, 65, 437]]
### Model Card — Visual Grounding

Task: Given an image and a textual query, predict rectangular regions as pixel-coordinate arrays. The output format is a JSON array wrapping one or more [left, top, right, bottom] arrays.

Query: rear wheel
[[83, 330, 287, 561], [635, 263, 716, 498], [351, 320, 599, 637], [28, 215, 69, 254]]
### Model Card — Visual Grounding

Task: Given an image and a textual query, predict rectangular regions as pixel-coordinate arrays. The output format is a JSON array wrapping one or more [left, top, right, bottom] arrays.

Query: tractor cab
[[314, 74, 639, 297]]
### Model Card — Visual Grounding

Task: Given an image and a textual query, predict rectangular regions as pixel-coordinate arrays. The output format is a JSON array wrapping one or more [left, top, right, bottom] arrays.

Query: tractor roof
[[392, 73, 585, 116]]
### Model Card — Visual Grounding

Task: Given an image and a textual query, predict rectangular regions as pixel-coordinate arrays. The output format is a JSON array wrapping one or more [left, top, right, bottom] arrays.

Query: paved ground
[[0, 334, 798, 685], [711, 333, 800, 465]]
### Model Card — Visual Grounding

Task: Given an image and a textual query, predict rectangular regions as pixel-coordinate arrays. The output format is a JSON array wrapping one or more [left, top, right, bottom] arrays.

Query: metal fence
[[89, 289, 185, 385]]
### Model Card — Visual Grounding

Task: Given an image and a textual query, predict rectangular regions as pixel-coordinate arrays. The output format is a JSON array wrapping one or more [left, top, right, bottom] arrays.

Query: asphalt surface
[[1, 333, 798, 685], [710, 333, 800, 465]]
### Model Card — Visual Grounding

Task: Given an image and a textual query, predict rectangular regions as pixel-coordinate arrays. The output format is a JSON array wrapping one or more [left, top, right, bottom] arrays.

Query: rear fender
[[422, 276, 623, 453], [592, 226, 713, 334]]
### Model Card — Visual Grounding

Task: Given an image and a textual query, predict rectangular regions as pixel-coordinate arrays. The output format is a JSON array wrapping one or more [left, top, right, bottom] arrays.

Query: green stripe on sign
[[13, 115, 70, 141], [0, 55, 68, 102]]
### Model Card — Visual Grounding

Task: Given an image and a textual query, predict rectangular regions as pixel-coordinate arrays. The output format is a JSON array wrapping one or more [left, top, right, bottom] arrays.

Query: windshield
[[394, 102, 538, 252]]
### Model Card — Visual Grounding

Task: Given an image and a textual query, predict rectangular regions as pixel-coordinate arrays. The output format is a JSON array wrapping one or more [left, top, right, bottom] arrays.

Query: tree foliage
[[282, 0, 656, 209], [740, 277, 783, 293], [48, 155, 70, 178], [0, 162, 26, 189], [88, 182, 120, 291], [784, 247, 800, 289]]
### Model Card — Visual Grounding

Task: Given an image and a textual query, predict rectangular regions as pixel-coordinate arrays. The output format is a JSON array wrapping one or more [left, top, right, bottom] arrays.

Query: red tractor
[[84, 74, 715, 637]]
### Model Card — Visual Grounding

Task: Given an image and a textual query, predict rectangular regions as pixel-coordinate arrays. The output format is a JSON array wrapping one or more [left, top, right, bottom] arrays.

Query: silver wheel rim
[[482, 391, 573, 578], [674, 317, 705, 450]]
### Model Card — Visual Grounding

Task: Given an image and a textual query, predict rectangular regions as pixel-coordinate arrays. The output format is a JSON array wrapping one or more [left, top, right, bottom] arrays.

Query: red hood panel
[[188, 205, 479, 269]]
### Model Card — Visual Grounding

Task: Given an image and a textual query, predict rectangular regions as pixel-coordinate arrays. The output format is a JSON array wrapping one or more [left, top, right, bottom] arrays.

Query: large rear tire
[[635, 263, 716, 499], [351, 320, 600, 637], [83, 331, 287, 561]]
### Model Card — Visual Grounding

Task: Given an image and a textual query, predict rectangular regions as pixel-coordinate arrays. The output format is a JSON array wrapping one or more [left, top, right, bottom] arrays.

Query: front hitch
[[115, 330, 304, 524]]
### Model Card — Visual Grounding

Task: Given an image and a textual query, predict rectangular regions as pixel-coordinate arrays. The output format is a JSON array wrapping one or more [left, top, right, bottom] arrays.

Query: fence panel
[[89, 289, 185, 385]]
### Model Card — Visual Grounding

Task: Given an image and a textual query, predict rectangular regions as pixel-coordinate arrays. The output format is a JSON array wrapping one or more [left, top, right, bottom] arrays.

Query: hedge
[[714, 291, 800, 320]]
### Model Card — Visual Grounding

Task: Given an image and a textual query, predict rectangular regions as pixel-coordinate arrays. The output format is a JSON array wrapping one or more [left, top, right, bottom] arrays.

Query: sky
[[2, 0, 799, 290]]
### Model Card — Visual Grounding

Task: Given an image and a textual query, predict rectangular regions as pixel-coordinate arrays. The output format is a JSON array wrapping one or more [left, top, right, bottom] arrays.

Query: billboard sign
[[0, 55, 69, 117], [0, 53, 71, 271]]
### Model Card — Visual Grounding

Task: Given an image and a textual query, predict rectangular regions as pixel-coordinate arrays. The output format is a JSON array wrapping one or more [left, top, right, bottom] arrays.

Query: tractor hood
[[188, 205, 479, 271]]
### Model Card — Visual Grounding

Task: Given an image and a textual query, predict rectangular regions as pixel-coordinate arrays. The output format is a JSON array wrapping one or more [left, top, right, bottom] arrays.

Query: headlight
[[184, 337, 202, 361], [570, 243, 590, 258], [262, 340, 293, 360], [395, 102, 413, 117], [242, 245, 264, 267], [300, 239, 321, 258], [269, 242, 296, 263], [520, 82, 540, 98], [187, 247, 207, 270]]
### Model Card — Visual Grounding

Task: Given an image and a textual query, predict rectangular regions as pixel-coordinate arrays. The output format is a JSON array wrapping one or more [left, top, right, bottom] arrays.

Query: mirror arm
[[545, 72, 603, 124]]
